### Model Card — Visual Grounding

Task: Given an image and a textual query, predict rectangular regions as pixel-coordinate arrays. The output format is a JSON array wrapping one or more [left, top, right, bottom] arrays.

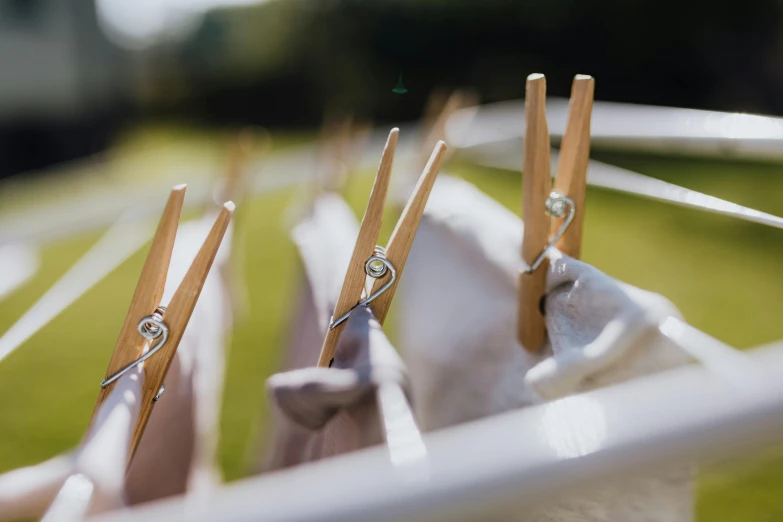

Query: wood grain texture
[[91, 185, 186, 422], [128, 202, 234, 458], [369, 141, 447, 325], [518, 74, 552, 353], [551, 75, 594, 259], [316, 129, 398, 367]]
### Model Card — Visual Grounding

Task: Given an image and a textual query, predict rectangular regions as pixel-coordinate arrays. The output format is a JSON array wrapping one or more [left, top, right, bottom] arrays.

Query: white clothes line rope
[[0, 243, 40, 300], [6, 100, 783, 247], [0, 128, 418, 246], [0, 214, 153, 363], [448, 98, 783, 161], [467, 144, 783, 231]]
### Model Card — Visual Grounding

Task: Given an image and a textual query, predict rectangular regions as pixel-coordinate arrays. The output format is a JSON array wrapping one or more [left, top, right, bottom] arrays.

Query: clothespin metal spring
[[329, 246, 397, 330], [99, 306, 168, 390], [520, 191, 576, 274]]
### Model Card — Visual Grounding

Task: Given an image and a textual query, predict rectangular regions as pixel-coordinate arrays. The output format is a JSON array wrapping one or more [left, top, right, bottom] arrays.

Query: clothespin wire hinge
[[521, 191, 576, 274], [329, 246, 397, 330], [99, 306, 169, 389]]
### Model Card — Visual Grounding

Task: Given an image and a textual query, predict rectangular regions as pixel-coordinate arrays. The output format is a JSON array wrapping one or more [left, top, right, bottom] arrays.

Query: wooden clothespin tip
[[423, 140, 448, 173], [165, 184, 187, 210], [379, 128, 400, 171], [571, 75, 595, 103], [551, 74, 595, 260], [160, 185, 187, 228], [418, 140, 447, 192], [385, 127, 400, 155]]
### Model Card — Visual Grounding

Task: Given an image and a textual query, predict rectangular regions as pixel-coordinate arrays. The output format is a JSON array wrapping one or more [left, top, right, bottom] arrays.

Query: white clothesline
[[467, 144, 783, 231], [448, 98, 783, 160], [6, 100, 783, 245]]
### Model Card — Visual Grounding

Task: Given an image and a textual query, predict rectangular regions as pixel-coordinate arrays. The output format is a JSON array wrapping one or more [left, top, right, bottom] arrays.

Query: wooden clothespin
[[317, 128, 447, 367], [319, 112, 372, 194], [344, 119, 372, 179], [214, 128, 264, 321], [215, 128, 266, 209], [419, 88, 479, 170], [422, 88, 450, 131], [518, 73, 594, 353], [551, 75, 594, 259], [91, 184, 234, 459], [316, 109, 351, 193]]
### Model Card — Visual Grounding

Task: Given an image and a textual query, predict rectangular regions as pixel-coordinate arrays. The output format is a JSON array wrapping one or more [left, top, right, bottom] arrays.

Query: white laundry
[[268, 305, 411, 461], [261, 193, 359, 471], [398, 174, 694, 521], [264, 193, 415, 467], [0, 368, 143, 521]]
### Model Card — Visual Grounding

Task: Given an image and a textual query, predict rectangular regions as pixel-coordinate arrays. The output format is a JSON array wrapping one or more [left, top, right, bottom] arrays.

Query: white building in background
[[0, 0, 268, 176], [0, 0, 128, 176], [0, 0, 127, 122]]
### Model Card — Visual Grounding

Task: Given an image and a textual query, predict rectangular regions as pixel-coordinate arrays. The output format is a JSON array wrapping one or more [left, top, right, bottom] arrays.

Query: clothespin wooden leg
[[368, 141, 447, 325], [91, 186, 186, 419], [88, 184, 234, 464], [551, 75, 594, 259], [518, 73, 552, 353], [317, 129, 399, 367], [129, 202, 234, 457]]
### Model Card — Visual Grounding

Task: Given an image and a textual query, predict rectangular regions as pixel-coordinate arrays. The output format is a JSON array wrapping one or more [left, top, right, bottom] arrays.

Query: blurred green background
[[5, 0, 783, 177], [2, 0, 783, 520]]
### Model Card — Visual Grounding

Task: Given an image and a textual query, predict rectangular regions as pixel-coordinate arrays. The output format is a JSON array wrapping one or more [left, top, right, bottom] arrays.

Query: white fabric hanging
[[260, 194, 358, 471], [263, 193, 416, 468], [0, 368, 143, 521], [398, 175, 694, 521], [268, 305, 412, 461]]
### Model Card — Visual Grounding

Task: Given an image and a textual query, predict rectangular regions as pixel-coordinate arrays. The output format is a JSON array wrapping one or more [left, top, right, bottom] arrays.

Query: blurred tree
[[138, 0, 783, 127]]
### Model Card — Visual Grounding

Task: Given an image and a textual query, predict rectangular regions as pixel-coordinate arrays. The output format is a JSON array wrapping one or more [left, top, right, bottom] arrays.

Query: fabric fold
[[398, 174, 695, 521], [264, 193, 415, 467], [260, 193, 360, 471], [268, 306, 411, 459]]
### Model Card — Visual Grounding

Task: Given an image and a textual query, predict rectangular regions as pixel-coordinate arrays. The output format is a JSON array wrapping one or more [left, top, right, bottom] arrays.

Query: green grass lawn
[[0, 137, 782, 520]]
